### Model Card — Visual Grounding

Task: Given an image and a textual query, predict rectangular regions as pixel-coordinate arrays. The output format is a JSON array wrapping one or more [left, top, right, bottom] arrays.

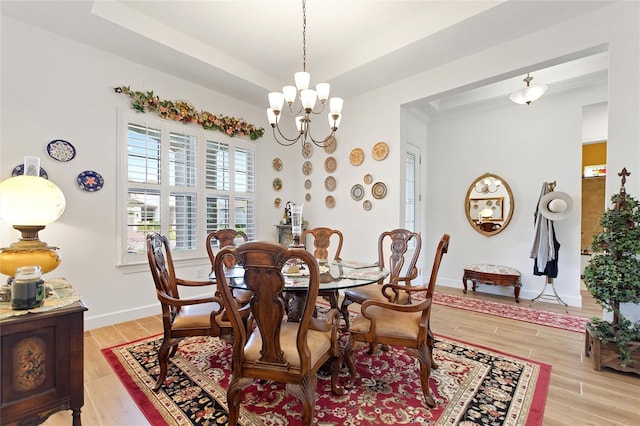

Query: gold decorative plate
[[302, 161, 312, 175], [350, 148, 364, 166], [304, 179, 312, 190], [274, 197, 282, 208], [324, 136, 337, 153], [372, 142, 389, 161], [363, 200, 372, 211], [272, 158, 283, 171], [302, 142, 313, 158], [325, 195, 336, 208], [325, 176, 336, 192], [372, 181, 387, 199], [273, 178, 283, 191], [324, 156, 337, 173], [305, 193, 312, 202], [364, 173, 373, 185]]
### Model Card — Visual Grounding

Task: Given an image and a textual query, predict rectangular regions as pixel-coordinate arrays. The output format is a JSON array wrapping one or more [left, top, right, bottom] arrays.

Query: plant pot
[[585, 328, 640, 375]]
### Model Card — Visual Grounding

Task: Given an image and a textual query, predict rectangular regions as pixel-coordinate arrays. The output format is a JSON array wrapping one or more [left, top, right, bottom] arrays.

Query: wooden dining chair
[[206, 229, 251, 305], [213, 241, 343, 426], [340, 228, 421, 328], [344, 233, 450, 408], [146, 233, 233, 392], [301, 227, 344, 309]]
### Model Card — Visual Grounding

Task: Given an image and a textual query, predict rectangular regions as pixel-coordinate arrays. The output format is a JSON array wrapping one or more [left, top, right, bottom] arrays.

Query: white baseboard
[[84, 304, 160, 331]]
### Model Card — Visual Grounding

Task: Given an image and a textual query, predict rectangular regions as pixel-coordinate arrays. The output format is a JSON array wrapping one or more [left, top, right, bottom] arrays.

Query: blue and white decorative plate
[[47, 139, 76, 162], [12, 164, 48, 179], [77, 170, 103, 192]]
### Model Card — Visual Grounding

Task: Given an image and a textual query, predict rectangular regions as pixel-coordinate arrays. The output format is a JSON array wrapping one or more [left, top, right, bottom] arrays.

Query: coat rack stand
[[529, 276, 568, 311]]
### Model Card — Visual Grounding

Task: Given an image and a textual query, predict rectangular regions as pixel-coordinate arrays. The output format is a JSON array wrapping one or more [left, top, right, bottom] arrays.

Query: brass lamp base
[[0, 226, 61, 276]]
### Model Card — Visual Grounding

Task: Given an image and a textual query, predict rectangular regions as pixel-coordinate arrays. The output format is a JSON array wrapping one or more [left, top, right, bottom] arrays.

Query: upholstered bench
[[462, 264, 522, 303]]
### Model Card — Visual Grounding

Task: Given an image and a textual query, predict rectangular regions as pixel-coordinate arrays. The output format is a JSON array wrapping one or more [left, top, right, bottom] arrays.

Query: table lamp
[[0, 157, 66, 276]]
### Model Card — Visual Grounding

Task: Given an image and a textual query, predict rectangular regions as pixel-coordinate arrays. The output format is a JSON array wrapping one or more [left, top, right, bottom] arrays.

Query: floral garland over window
[[114, 86, 265, 140]]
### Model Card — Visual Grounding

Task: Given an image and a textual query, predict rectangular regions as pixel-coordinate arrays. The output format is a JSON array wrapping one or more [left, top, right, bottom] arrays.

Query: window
[[118, 111, 255, 265]]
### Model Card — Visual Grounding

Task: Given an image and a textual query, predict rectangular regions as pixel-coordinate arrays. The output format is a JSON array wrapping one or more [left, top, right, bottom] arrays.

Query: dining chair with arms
[[213, 241, 343, 426], [206, 229, 251, 305], [344, 233, 450, 408], [146, 232, 233, 392], [301, 226, 344, 309], [340, 228, 421, 328]]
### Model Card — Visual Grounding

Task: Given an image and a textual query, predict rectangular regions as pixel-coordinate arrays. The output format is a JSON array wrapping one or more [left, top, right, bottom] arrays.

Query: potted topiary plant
[[583, 168, 640, 374]]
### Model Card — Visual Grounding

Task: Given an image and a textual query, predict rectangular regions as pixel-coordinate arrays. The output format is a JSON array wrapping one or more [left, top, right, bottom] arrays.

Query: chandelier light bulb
[[267, 108, 279, 125], [509, 73, 548, 105], [268, 92, 284, 113], [282, 85, 297, 104], [315, 83, 330, 102], [329, 97, 344, 115], [328, 113, 342, 129], [294, 71, 311, 90], [300, 89, 317, 110], [295, 116, 305, 132]]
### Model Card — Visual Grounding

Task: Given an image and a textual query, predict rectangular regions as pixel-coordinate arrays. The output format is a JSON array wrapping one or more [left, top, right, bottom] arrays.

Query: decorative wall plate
[[302, 142, 313, 158], [272, 177, 283, 191], [363, 200, 372, 211], [325, 195, 336, 208], [325, 176, 336, 192], [274, 197, 282, 208], [372, 181, 387, 199], [364, 173, 373, 185], [324, 156, 337, 173], [77, 170, 104, 192], [324, 136, 337, 153], [47, 139, 76, 162], [272, 158, 283, 171], [351, 184, 364, 201], [302, 161, 312, 175], [304, 179, 312, 189], [349, 148, 364, 166], [372, 141, 389, 161], [12, 164, 48, 179], [305, 193, 312, 202]]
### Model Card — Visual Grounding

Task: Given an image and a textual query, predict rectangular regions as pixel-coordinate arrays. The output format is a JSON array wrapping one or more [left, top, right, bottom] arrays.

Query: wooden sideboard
[[1, 301, 87, 425]]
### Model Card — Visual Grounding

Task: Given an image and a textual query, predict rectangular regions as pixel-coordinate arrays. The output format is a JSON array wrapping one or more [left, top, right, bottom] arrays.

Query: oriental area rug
[[431, 292, 590, 333], [103, 334, 550, 426]]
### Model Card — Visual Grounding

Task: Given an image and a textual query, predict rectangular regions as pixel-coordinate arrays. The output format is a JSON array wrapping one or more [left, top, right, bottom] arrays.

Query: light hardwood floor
[[43, 285, 640, 426]]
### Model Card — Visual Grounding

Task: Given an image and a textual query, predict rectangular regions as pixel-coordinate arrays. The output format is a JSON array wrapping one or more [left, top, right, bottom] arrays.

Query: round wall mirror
[[465, 173, 514, 237]]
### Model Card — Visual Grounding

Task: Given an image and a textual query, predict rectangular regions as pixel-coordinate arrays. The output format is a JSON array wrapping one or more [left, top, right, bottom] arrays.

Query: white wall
[[2, 2, 638, 327], [0, 17, 274, 329]]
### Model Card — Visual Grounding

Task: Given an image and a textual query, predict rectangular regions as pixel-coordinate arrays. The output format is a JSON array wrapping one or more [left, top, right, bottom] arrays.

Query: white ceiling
[[1, 0, 613, 116]]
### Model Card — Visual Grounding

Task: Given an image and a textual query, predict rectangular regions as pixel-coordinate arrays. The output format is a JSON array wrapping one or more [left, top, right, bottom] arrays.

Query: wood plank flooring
[[42, 285, 640, 426]]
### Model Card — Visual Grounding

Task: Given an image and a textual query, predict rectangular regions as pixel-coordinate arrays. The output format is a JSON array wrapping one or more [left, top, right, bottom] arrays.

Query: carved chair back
[[301, 227, 344, 261]]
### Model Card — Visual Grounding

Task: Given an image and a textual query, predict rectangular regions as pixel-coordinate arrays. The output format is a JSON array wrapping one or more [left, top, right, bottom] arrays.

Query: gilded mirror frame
[[465, 173, 514, 237]]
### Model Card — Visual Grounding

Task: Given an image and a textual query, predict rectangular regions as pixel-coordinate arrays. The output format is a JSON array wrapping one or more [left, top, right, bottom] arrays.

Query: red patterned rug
[[103, 333, 550, 425], [432, 292, 590, 333]]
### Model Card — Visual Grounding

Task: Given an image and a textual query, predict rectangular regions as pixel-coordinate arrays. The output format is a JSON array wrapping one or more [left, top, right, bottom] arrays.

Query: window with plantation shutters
[[118, 110, 256, 265]]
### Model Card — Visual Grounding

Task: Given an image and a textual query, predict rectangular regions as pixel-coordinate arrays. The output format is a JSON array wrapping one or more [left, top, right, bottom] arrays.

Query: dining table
[[214, 260, 389, 321]]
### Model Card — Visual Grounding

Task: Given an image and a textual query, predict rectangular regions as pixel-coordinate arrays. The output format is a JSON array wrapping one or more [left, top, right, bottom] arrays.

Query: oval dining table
[[215, 260, 389, 322]]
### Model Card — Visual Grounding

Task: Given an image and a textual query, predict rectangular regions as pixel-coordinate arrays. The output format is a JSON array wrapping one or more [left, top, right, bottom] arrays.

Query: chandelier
[[474, 176, 502, 194], [509, 73, 548, 105], [266, 0, 343, 149]]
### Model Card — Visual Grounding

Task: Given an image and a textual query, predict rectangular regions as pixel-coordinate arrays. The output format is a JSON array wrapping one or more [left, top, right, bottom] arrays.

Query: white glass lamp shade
[[282, 85, 297, 104], [267, 108, 279, 125], [315, 83, 330, 101], [328, 113, 342, 129], [300, 89, 317, 110], [268, 92, 285, 112], [509, 85, 548, 105], [294, 72, 311, 90], [0, 176, 66, 226], [329, 97, 343, 115], [295, 116, 305, 132]]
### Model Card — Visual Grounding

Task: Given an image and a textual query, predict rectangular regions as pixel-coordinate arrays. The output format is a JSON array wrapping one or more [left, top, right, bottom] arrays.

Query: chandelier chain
[[302, 0, 307, 72]]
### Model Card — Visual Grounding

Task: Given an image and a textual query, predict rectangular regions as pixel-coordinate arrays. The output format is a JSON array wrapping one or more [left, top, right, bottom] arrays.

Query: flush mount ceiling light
[[509, 73, 548, 105], [266, 0, 343, 150]]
